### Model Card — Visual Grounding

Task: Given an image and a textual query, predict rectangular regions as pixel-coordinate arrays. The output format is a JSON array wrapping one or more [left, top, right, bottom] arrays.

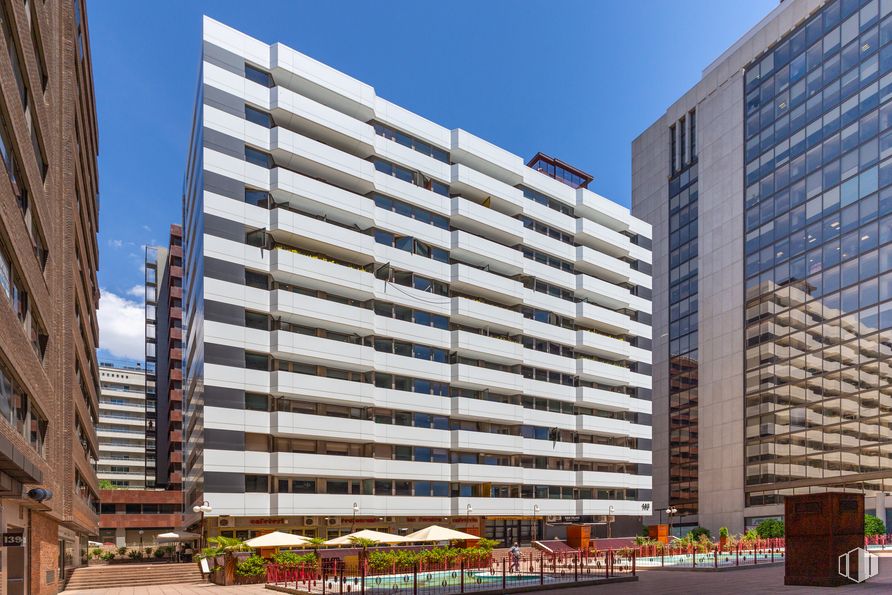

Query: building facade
[[98, 363, 148, 489], [183, 17, 653, 545], [0, 0, 101, 593], [146, 225, 185, 491], [96, 363, 181, 547], [633, 0, 892, 534]]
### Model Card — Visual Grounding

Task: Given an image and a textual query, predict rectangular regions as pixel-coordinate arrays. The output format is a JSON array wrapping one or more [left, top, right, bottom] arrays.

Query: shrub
[[235, 555, 267, 577], [865, 514, 886, 536], [271, 551, 316, 565], [117, 546, 127, 557], [153, 548, 166, 559], [719, 527, 729, 539], [90, 548, 103, 559], [689, 527, 711, 541], [100, 551, 116, 561], [127, 550, 144, 560], [145, 547, 153, 556], [755, 519, 784, 538]]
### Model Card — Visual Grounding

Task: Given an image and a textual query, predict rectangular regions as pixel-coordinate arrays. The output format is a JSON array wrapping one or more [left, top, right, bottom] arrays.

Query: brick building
[[0, 0, 101, 593]]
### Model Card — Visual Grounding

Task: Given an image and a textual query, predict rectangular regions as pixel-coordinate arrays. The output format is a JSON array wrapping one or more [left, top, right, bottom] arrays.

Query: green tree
[[865, 514, 886, 536], [689, 527, 711, 540], [755, 519, 784, 538], [98, 480, 116, 490]]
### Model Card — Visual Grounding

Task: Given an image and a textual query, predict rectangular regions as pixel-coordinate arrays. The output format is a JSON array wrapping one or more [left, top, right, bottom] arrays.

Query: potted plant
[[719, 527, 729, 549]]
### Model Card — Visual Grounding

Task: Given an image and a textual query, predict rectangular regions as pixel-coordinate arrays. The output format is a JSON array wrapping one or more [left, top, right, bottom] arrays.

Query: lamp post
[[139, 529, 144, 551], [192, 501, 212, 552], [607, 506, 614, 539], [352, 502, 359, 532], [532, 504, 540, 543], [665, 506, 678, 539]]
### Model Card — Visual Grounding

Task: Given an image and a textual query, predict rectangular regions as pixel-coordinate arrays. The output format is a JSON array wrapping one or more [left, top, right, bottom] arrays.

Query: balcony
[[450, 396, 524, 424], [577, 470, 651, 490], [449, 129, 524, 187], [451, 363, 522, 394], [574, 274, 633, 311], [451, 462, 523, 484], [271, 289, 374, 335], [169, 347, 183, 360], [575, 246, 632, 285], [270, 127, 376, 195], [451, 330, 523, 365], [269, 209, 375, 266], [576, 302, 633, 335], [577, 358, 631, 386], [575, 330, 631, 361], [168, 389, 182, 402], [450, 197, 523, 244], [270, 86, 375, 156], [576, 443, 651, 465], [450, 164, 524, 215], [169, 452, 183, 464], [577, 386, 647, 413], [271, 371, 374, 407], [450, 297, 523, 333], [271, 411, 374, 442], [271, 248, 375, 300], [451, 430, 522, 455], [169, 409, 183, 422], [450, 264, 523, 306], [450, 230, 523, 275], [169, 430, 182, 443], [521, 438, 576, 459], [271, 168, 376, 228], [271, 330, 375, 372], [575, 217, 632, 259]]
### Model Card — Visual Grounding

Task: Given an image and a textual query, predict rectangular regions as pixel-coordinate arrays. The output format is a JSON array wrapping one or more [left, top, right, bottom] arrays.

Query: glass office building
[[743, 0, 892, 507], [634, 0, 892, 533]]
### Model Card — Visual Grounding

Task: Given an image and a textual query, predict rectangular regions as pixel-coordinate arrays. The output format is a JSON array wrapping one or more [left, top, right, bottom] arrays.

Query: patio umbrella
[[156, 531, 201, 543], [324, 529, 408, 546], [243, 531, 310, 548], [404, 525, 479, 542]]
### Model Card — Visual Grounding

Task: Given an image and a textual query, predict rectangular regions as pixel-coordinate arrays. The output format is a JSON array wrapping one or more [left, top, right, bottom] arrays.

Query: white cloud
[[108, 239, 123, 249], [98, 289, 144, 360], [126, 285, 145, 299]]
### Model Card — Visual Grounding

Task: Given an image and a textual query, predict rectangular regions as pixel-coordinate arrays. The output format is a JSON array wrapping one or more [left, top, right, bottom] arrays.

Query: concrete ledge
[[266, 575, 638, 594]]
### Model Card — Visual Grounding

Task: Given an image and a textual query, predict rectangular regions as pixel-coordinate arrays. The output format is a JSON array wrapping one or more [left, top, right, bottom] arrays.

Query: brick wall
[[29, 511, 59, 595]]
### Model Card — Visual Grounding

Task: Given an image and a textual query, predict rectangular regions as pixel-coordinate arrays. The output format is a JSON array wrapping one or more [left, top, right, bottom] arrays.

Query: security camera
[[27, 488, 53, 503]]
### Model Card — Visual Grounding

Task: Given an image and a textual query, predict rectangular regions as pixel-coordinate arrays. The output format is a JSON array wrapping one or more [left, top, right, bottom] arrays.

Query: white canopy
[[243, 531, 311, 548], [324, 529, 408, 546], [404, 525, 479, 542], [156, 531, 201, 543]]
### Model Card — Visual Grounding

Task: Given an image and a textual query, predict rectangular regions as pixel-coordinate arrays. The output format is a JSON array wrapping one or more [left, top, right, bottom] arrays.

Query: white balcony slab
[[451, 363, 523, 394], [271, 249, 375, 300], [450, 230, 523, 275], [450, 297, 523, 334], [271, 372, 374, 407], [450, 264, 523, 305], [450, 197, 523, 244], [271, 330, 375, 371], [452, 330, 523, 365], [270, 208, 375, 266], [450, 397, 524, 424]]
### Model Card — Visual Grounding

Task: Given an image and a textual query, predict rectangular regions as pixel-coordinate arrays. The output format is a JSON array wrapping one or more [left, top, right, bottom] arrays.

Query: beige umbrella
[[243, 531, 311, 548], [156, 531, 201, 543], [404, 525, 479, 542], [324, 529, 408, 546]]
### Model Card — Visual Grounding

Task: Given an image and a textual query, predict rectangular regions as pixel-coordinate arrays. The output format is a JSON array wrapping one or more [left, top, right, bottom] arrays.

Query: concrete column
[[115, 527, 126, 548], [876, 492, 887, 527]]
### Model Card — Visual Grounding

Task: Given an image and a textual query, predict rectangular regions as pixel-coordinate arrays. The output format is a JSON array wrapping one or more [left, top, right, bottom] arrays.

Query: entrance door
[[6, 530, 25, 595]]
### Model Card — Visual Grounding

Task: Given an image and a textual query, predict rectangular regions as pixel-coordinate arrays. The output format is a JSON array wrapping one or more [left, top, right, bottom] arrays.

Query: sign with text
[[2, 533, 24, 547]]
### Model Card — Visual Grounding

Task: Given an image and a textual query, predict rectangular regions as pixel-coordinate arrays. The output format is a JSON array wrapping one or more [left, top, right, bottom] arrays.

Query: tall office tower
[[183, 17, 653, 544], [144, 246, 162, 488], [150, 224, 184, 491], [0, 0, 101, 592], [634, 0, 892, 534], [97, 363, 148, 489]]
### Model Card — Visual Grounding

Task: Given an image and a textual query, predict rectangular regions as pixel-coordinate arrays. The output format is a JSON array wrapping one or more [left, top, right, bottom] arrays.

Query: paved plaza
[[60, 555, 892, 595]]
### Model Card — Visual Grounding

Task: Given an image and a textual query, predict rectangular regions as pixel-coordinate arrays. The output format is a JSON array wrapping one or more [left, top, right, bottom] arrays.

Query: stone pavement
[[61, 555, 892, 594]]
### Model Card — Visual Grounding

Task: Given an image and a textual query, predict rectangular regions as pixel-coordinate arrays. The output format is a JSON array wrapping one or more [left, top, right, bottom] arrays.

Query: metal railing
[[266, 550, 635, 593]]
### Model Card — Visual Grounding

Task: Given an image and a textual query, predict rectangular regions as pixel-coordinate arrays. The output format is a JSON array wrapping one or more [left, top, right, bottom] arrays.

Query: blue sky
[[91, 0, 777, 361]]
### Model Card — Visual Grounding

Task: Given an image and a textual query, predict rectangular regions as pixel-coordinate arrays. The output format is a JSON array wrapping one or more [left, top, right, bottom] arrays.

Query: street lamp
[[352, 502, 359, 531], [607, 506, 614, 539], [665, 506, 678, 539], [192, 501, 212, 552], [532, 504, 540, 543], [465, 503, 472, 523]]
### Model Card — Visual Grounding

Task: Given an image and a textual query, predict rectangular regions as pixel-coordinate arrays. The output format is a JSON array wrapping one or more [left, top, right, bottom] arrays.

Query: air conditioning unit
[[218, 517, 232, 527], [304, 517, 316, 527], [326, 518, 338, 526]]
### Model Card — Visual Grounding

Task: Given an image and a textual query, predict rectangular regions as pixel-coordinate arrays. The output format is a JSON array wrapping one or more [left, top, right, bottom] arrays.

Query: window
[[245, 147, 272, 168], [245, 106, 272, 128], [245, 475, 269, 493], [245, 64, 273, 87], [245, 189, 270, 208]]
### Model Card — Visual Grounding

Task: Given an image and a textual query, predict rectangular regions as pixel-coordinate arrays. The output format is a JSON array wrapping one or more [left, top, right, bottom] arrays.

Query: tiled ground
[[62, 555, 892, 594]]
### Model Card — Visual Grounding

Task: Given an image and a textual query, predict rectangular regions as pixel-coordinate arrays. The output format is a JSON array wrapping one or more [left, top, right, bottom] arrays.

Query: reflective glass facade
[[744, 0, 892, 506], [669, 123, 699, 515]]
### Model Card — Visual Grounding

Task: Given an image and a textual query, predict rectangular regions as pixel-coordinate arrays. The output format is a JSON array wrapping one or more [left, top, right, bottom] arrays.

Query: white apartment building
[[183, 16, 654, 544], [98, 363, 149, 489]]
